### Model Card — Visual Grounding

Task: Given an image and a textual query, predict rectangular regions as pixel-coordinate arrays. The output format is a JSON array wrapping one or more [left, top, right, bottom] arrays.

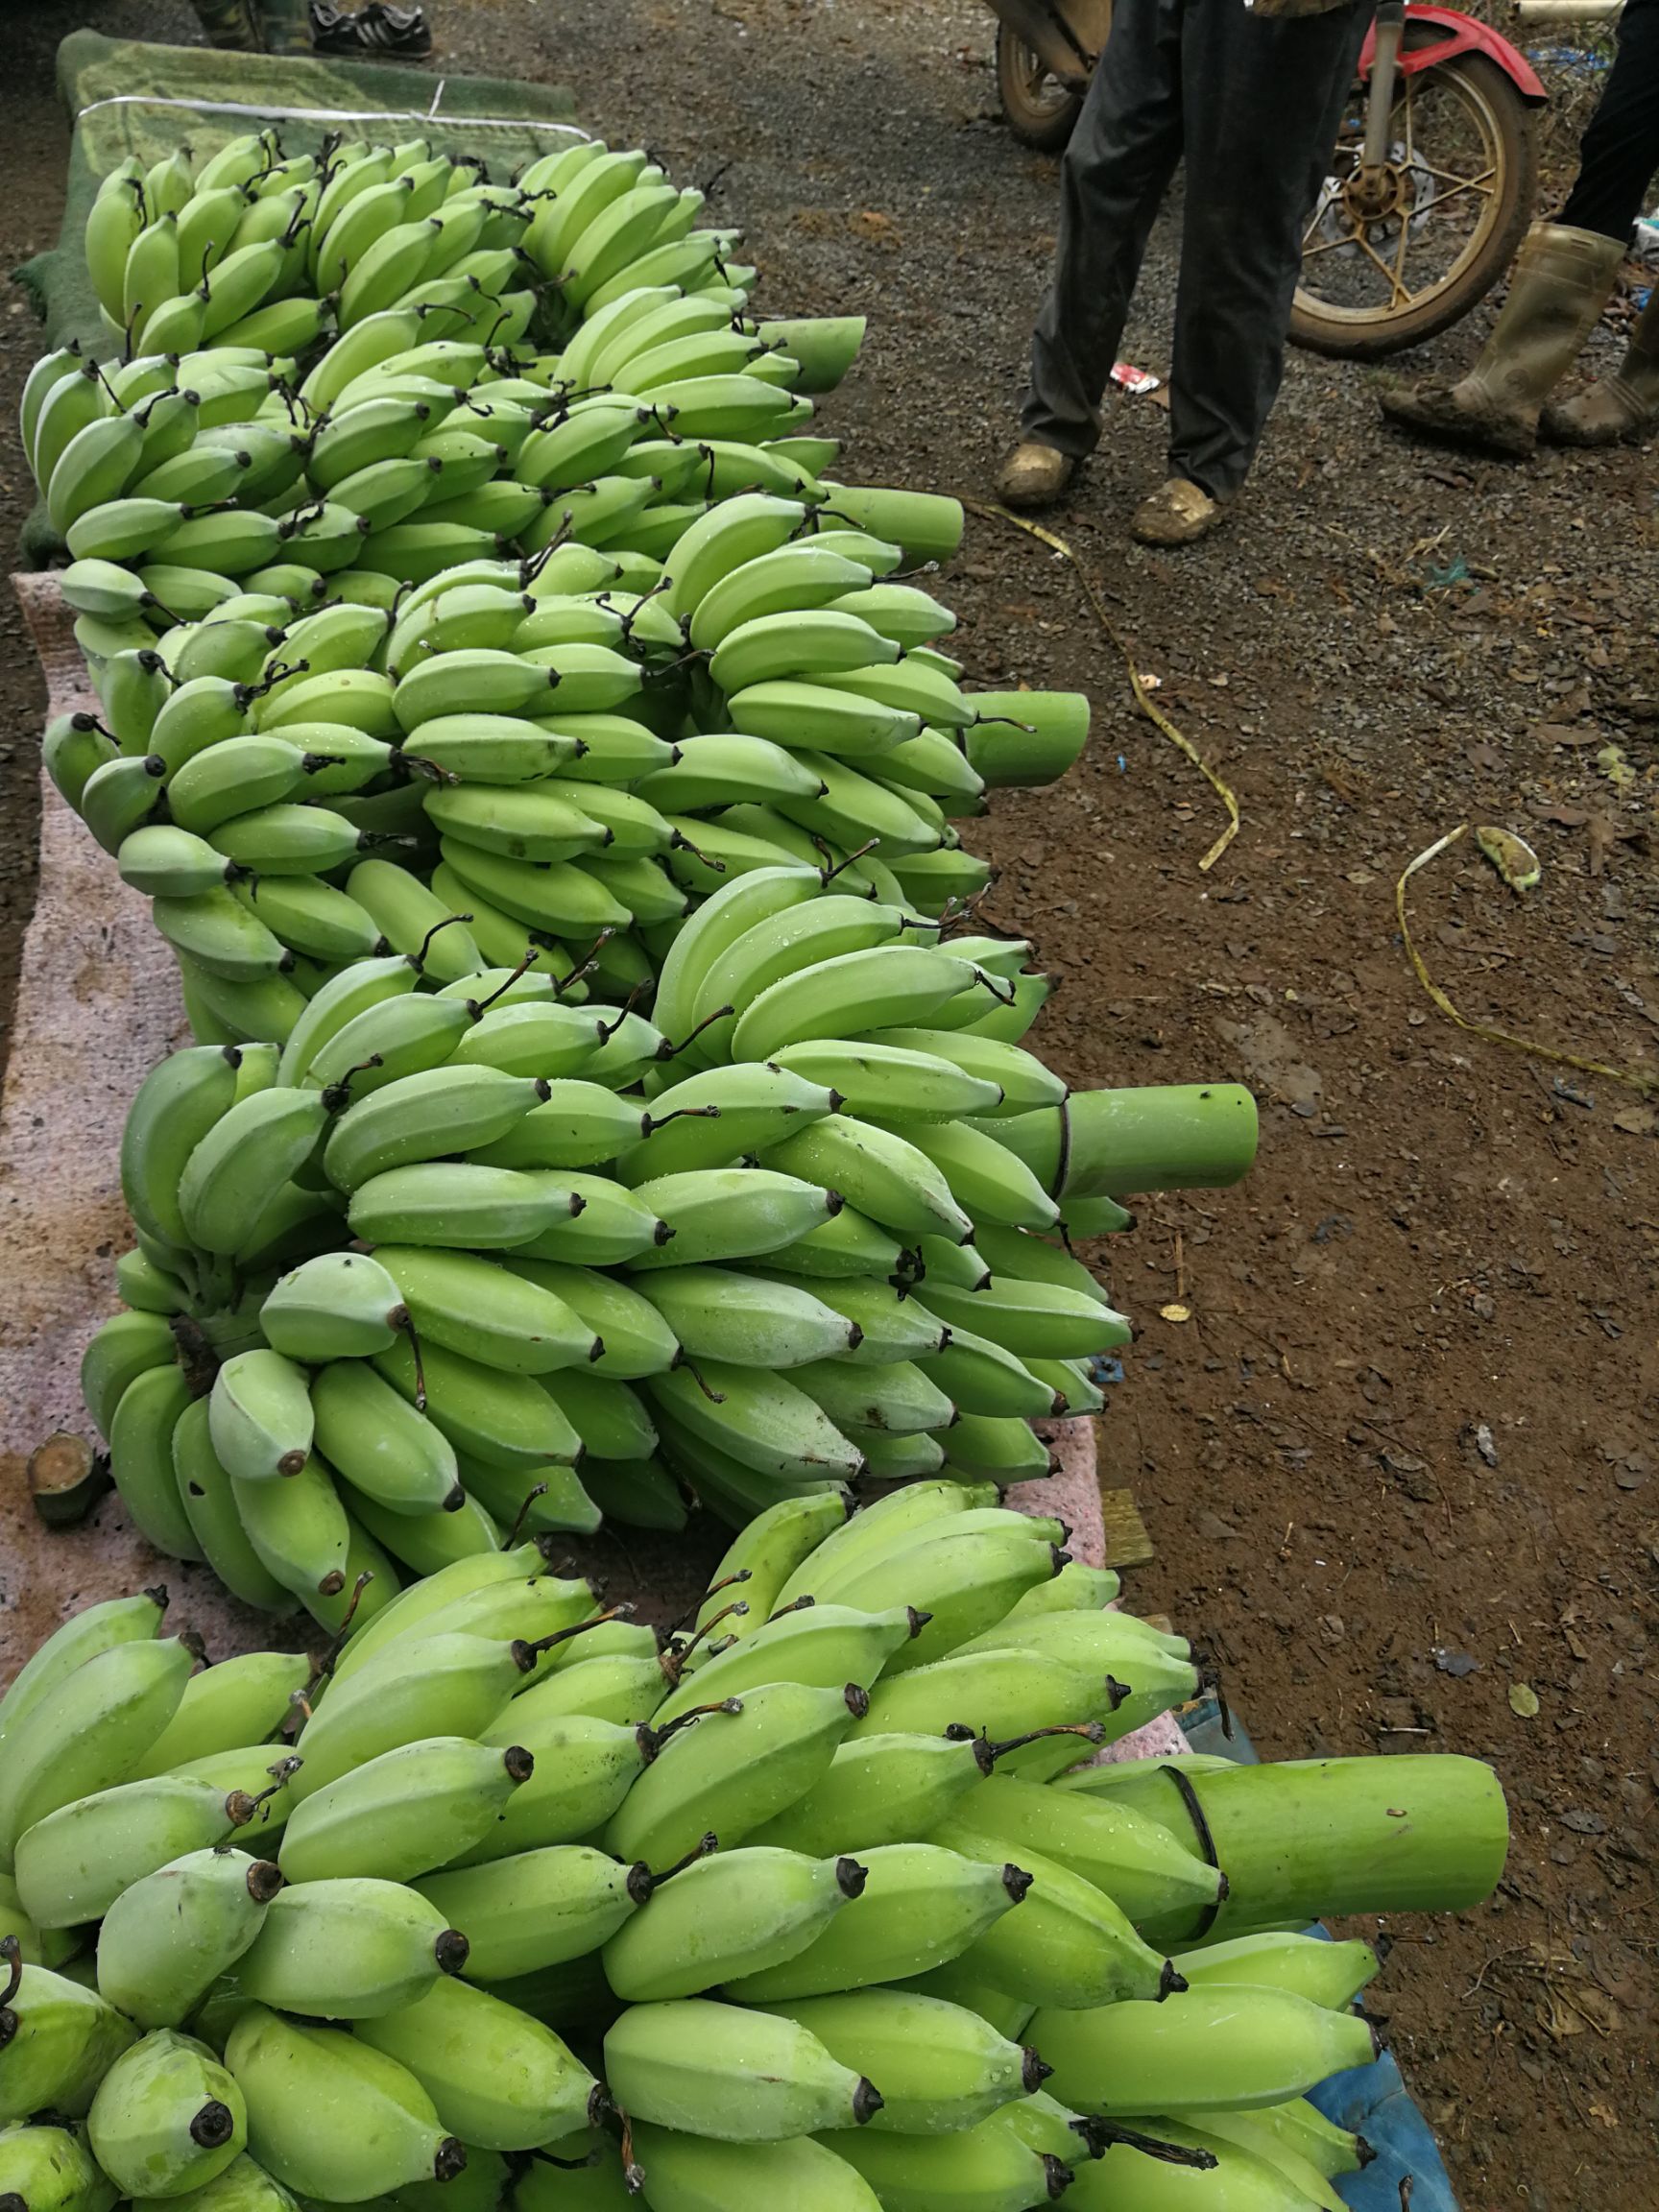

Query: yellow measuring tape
[[962, 497, 1240, 872], [1397, 825, 1656, 1099]]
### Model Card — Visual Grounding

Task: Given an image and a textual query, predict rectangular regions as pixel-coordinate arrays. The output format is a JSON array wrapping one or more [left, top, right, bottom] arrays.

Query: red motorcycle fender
[[1359, 6, 1549, 103]]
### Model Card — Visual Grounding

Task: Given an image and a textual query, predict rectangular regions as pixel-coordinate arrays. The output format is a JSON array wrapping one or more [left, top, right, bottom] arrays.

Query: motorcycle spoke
[[1300, 226, 1363, 263], [1415, 159, 1498, 197], [1350, 224, 1413, 306]]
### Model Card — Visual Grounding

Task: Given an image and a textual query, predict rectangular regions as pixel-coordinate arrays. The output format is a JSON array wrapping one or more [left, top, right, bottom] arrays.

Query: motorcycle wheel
[[1290, 39, 1538, 360], [996, 24, 1086, 152]]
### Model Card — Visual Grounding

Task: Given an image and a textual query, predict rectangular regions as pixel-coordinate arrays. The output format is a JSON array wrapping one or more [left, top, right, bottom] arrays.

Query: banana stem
[[1064, 1084, 1259, 1197], [1142, 1755, 1509, 1943]]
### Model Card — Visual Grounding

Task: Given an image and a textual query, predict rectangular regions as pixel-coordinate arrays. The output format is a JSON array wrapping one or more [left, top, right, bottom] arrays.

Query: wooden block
[[1097, 1484, 1155, 1569]]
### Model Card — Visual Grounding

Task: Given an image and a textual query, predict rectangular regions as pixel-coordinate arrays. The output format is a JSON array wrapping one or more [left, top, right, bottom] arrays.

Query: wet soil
[[1, 1, 1655, 2201]]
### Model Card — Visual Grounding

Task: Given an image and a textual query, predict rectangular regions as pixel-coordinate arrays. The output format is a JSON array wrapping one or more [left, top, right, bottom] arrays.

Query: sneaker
[[995, 441, 1077, 510], [358, 1, 433, 53], [309, 0, 432, 52]]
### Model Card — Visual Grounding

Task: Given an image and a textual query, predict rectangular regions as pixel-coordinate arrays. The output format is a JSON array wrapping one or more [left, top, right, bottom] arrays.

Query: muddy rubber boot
[[1130, 477, 1222, 546], [191, 0, 264, 47], [1543, 287, 1659, 446], [995, 441, 1077, 510], [256, 0, 314, 50], [1378, 223, 1626, 458]]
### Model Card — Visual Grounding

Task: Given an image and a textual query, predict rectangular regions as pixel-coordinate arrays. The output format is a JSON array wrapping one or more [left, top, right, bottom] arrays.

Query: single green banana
[[0, 2119, 117, 2212], [745, 1732, 993, 1856], [604, 1845, 868, 2003], [654, 1604, 920, 1727], [0, 1967, 138, 2123], [1033, 1986, 1377, 2117], [13, 1776, 268, 1932], [603, 1999, 880, 2141], [274, 1734, 526, 1893], [258, 1251, 408, 1362], [936, 1828, 1178, 2008], [283, 1633, 536, 1803], [227, 1878, 469, 2018], [224, 2006, 466, 2201], [0, 1636, 193, 1871], [773, 1479, 999, 1609], [179, 1091, 332, 1258], [95, 1850, 285, 2029], [605, 1680, 869, 1867], [125, 1651, 309, 1780], [627, 2126, 881, 2212], [207, 1351, 315, 1484], [417, 1840, 643, 1982], [0, 1590, 168, 1764], [757, 1988, 1044, 2135], [86, 2031, 246, 2200], [819, 2105, 1072, 2212], [351, 1976, 600, 2152], [1168, 1932, 1379, 2011]]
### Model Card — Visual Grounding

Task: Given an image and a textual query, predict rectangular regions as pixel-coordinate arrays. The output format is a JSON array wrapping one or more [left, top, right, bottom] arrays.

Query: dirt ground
[[2, 0, 1656, 2201]]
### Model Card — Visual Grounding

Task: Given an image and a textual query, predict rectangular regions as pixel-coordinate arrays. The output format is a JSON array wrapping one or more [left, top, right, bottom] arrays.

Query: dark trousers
[[1557, 0, 1659, 241], [1022, 0, 1372, 500]]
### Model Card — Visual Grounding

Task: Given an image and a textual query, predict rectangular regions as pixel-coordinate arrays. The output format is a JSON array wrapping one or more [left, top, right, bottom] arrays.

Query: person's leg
[[1556, 0, 1659, 241], [1544, 0, 1659, 442], [1018, 0, 1188, 462], [1385, 0, 1656, 453], [1162, 0, 1371, 505]]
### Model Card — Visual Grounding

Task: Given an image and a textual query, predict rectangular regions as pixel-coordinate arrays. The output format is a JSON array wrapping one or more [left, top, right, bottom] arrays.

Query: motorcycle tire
[[1290, 41, 1538, 360], [996, 24, 1086, 152]]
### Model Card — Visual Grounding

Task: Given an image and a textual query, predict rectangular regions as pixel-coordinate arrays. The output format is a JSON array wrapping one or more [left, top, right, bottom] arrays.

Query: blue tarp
[[1180, 1694, 1459, 2212]]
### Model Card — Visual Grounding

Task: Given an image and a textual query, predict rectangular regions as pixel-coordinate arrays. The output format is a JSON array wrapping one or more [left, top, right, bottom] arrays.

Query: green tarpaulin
[[14, 29, 581, 562]]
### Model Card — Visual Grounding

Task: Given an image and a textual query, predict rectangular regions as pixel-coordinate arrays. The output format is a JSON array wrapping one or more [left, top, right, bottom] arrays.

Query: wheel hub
[[1310, 146, 1436, 256]]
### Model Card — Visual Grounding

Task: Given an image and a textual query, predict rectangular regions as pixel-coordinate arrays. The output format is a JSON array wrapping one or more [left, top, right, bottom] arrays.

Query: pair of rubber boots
[[1382, 220, 1658, 455]]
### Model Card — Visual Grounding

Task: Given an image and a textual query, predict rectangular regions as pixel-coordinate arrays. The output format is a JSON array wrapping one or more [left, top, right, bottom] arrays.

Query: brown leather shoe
[[1130, 478, 1222, 546], [995, 442, 1077, 510]]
